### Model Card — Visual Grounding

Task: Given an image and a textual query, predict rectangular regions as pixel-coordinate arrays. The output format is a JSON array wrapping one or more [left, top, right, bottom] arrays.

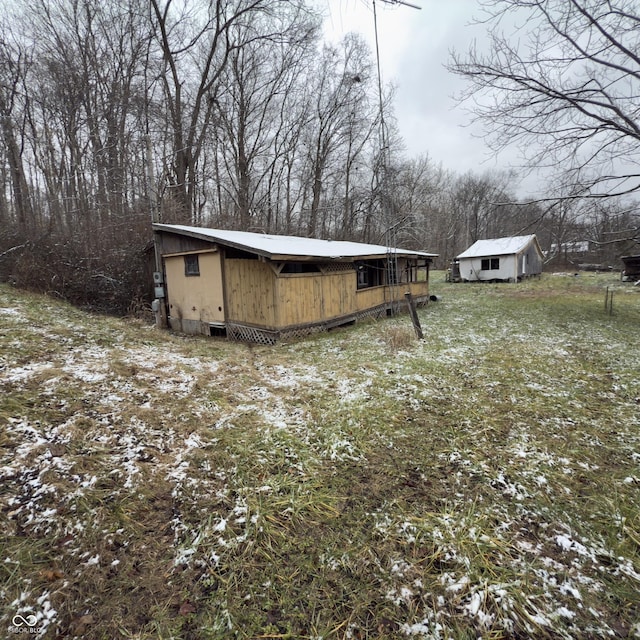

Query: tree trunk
[[1, 113, 32, 230]]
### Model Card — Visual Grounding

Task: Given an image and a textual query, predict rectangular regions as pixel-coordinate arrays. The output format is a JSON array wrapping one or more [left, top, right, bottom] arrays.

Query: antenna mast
[[379, 0, 422, 8], [372, 0, 421, 315]]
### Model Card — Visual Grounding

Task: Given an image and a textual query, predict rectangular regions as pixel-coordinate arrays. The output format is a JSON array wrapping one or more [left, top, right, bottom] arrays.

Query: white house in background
[[456, 235, 544, 282]]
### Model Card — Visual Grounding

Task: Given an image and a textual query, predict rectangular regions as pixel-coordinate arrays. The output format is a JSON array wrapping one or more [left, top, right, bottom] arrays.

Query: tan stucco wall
[[165, 251, 225, 331]]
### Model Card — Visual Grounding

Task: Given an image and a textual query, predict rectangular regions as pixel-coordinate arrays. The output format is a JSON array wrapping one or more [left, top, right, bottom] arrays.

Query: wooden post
[[604, 287, 614, 315], [405, 292, 423, 340]]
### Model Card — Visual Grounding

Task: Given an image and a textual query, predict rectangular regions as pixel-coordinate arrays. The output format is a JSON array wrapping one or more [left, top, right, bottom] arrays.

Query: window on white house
[[481, 257, 500, 270], [184, 254, 200, 276]]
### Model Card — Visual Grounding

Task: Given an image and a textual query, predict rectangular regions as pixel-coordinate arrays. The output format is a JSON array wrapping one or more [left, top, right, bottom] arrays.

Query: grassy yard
[[1, 272, 639, 639]]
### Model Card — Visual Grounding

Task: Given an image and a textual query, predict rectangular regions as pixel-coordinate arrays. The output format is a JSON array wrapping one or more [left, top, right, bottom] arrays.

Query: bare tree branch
[[449, 0, 640, 200]]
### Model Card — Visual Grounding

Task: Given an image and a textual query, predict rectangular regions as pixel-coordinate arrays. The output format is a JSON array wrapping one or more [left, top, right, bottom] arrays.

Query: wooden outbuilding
[[621, 255, 640, 282], [456, 235, 544, 282], [152, 224, 436, 343]]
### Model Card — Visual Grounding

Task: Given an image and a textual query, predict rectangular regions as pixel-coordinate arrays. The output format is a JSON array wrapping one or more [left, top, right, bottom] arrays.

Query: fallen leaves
[[39, 568, 64, 582], [69, 613, 94, 635], [178, 601, 197, 616]]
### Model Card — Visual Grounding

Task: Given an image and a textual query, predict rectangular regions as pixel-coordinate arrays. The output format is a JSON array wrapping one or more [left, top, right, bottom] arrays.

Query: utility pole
[[371, 0, 421, 314]]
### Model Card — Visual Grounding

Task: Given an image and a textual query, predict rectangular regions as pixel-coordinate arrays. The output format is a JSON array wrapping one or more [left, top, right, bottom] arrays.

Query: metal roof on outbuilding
[[457, 235, 541, 259], [153, 224, 437, 261]]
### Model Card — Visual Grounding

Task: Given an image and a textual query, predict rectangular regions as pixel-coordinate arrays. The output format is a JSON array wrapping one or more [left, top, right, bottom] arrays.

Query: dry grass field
[[1, 272, 639, 639]]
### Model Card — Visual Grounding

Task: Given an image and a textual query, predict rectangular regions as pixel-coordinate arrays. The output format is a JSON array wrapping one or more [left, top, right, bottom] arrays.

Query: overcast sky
[[317, 0, 542, 198]]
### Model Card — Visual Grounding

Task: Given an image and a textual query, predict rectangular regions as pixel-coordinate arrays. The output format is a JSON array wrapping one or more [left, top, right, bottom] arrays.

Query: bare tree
[[0, 29, 33, 231], [448, 170, 515, 246], [213, 6, 318, 230], [150, 0, 306, 223], [448, 0, 640, 202], [301, 34, 375, 237], [17, 0, 153, 234], [394, 154, 451, 251]]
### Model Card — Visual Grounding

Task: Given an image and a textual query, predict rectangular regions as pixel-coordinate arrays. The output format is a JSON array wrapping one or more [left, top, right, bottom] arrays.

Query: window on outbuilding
[[481, 257, 500, 270], [406, 259, 428, 283], [356, 260, 384, 289], [280, 262, 321, 274], [184, 254, 200, 276]]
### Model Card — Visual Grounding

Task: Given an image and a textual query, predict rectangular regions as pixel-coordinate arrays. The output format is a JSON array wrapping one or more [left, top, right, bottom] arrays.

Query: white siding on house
[[459, 255, 518, 282], [456, 235, 544, 282]]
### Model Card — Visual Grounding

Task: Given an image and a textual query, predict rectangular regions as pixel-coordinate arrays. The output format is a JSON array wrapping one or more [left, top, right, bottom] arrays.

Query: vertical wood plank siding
[[274, 272, 356, 327], [355, 286, 387, 311], [405, 280, 430, 299], [225, 259, 277, 327], [223, 258, 430, 331]]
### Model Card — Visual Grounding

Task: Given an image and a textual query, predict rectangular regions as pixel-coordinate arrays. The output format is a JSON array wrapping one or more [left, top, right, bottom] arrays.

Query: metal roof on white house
[[456, 235, 541, 260], [153, 224, 437, 261]]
